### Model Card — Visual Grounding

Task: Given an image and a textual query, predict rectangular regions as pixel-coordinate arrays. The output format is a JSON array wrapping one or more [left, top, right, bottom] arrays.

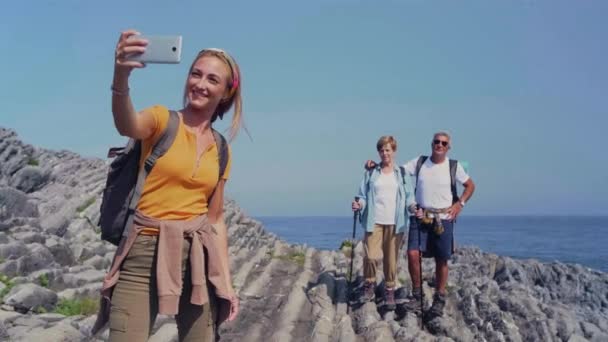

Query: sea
[[255, 216, 608, 273]]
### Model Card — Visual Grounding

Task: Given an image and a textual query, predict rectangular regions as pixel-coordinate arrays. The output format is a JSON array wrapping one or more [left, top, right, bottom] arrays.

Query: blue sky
[[1, 0, 606, 216]]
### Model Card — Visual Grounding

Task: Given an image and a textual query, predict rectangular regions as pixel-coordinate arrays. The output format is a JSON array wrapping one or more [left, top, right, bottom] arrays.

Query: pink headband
[[201, 48, 239, 96]]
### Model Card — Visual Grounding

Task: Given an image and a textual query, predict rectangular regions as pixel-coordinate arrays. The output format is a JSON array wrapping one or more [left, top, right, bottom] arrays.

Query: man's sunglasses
[[433, 139, 449, 147]]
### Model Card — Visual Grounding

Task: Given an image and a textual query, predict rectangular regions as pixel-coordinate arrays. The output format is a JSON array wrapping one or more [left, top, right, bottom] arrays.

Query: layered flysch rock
[[0, 126, 607, 342]]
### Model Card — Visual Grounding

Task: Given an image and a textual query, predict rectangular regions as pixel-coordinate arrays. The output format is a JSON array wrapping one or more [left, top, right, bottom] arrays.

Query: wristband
[[111, 85, 129, 96]]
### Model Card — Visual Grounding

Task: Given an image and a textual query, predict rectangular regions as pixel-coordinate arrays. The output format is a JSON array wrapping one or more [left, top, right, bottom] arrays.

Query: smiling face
[[431, 132, 451, 158], [184, 55, 232, 113], [376, 136, 397, 166], [378, 143, 395, 165]]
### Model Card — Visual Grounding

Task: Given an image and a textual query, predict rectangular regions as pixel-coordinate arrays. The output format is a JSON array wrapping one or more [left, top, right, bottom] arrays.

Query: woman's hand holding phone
[[112, 30, 148, 95], [114, 30, 148, 76]]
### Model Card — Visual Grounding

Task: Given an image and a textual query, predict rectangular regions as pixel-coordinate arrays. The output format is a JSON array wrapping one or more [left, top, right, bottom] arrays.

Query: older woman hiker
[[351, 135, 415, 310]]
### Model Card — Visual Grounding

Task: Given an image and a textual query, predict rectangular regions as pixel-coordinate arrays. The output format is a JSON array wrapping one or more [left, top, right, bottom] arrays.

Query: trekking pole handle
[[354, 197, 361, 212], [352, 197, 360, 238]]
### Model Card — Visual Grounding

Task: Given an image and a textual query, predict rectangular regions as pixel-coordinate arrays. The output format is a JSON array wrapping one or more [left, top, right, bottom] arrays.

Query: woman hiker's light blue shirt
[[355, 164, 415, 234]]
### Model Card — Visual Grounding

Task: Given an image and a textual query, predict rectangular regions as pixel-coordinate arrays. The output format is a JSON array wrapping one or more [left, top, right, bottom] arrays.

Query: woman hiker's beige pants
[[363, 224, 403, 288], [109, 235, 217, 342]]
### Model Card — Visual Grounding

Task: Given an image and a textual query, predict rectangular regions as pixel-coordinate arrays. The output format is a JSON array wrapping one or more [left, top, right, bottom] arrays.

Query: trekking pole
[[347, 196, 360, 314], [417, 205, 425, 330]]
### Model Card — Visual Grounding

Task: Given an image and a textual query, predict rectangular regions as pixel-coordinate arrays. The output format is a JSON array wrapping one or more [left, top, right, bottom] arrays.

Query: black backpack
[[98, 110, 229, 246], [414, 156, 459, 204]]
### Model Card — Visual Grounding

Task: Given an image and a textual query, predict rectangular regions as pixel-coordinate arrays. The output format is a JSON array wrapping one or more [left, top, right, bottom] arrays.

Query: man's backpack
[[414, 156, 459, 204], [98, 110, 229, 246]]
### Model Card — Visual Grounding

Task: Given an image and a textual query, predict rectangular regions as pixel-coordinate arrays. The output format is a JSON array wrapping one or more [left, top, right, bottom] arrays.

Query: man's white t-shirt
[[373, 171, 398, 225], [402, 156, 469, 219]]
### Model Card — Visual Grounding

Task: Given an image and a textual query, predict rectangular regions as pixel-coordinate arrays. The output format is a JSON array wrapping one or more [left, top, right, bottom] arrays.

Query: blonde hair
[[182, 49, 244, 141], [376, 135, 397, 152]]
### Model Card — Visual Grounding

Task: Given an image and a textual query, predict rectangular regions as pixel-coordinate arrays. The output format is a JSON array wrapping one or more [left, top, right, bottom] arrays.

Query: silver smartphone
[[126, 35, 182, 64]]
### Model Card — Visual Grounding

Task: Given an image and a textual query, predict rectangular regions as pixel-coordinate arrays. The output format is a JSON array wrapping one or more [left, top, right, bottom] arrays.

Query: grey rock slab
[[0, 260, 19, 278], [11, 231, 46, 244], [13, 315, 47, 328], [352, 302, 382, 334], [0, 321, 7, 340], [46, 238, 76, 266], [14, 244, 57, 276], [425, 316, 476, 342], [0, 309, 22, 324], [0, 241, 28, 260], [40, 212, 71, 237], [83, 255, 110, 270], [363, 320, 395, 342], [0, 187, 39, 222], [66, 265, 94, 273], [10, 166, 51, 193], [580, 321, 608, 342], [334, 315, 356, 342], [58, 283, 101, 301], [0, 305, 14, 311], [0, 232, 10, 243], [25, 321, 85, 342], [37, 312, 67, 323], [75, 314, 98, 339], [7, 324, 45, 341], [4, 283, 58, 312], [60, 269, 105, 289], [567, 334, 590, 342], [149, 323, 178, 342]]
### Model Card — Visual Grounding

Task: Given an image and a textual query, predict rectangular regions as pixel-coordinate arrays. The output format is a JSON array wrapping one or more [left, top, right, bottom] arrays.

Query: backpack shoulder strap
[[143, 110, 180, 174], [415, 156, 428, 180], [399, 166, 407, 185], [414, 156, 427, 195], [368, 168, 374, 178], [449, 159, 459, 203], [133, 110, 179, 201], [124, 110, 179, 238], [207, 129, 229, 205], [212, 129, 229, 180], [131, 110, 179, 198]]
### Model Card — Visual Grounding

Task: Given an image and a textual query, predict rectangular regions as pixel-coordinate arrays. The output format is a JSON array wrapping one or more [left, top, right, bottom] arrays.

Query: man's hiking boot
[[428, 292, 447, 318], [360, 281, 376, 303], [399, 288, 426, 316], [384, 287, 396, 310]]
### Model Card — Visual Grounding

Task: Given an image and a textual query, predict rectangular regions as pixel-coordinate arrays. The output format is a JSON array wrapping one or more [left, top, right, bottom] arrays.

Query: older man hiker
[[366, 131, 476, 320]]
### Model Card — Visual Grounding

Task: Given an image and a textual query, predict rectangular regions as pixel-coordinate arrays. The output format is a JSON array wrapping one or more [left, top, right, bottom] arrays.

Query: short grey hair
[[433, 131, 451, 143]]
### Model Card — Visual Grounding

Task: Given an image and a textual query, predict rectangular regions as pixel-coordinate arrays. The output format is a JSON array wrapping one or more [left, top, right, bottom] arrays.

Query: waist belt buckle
[[433, 218, 444, 235], [421, 211, 434, 226]]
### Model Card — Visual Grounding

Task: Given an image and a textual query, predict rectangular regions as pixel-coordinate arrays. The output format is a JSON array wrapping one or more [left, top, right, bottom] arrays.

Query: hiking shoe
[[399, 288, 426, 316], [384, 287, 396, 310], [360, 281, 376, 303], [428, 292, 447, 318]]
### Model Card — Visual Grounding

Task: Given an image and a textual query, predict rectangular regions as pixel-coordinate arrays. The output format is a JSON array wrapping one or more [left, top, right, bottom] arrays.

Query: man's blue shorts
[[407, 216, 454, 260]]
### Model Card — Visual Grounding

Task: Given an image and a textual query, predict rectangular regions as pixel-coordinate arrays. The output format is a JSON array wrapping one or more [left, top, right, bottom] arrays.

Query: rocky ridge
[[0, 126, 607, 342]]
